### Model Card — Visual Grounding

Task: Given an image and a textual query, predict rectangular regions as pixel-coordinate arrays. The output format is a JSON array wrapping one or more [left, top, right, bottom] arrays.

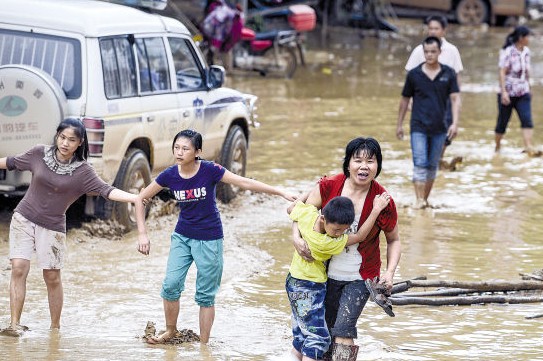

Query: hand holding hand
[[139, 187, 151, 207], [283, 192, 298, 202]]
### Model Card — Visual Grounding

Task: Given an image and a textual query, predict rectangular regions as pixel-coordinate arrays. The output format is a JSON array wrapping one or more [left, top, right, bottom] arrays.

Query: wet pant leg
[[286, 274, 330, 360], [327, 279, 368, 339]]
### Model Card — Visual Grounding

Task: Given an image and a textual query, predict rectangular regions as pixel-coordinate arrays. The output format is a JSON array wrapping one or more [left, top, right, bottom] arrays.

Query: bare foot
[[146, 329, 177, 344], [414, 198, 427, 209]]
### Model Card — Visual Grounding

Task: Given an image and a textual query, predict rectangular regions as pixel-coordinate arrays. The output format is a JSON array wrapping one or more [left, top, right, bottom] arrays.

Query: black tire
[[455, 0, 489, 25], [216, 126, 247, 203], [261, 45, 298, 79], [109, 149, 151, 229], [331, 0, 364, 26], [496, 15, 518, 27]]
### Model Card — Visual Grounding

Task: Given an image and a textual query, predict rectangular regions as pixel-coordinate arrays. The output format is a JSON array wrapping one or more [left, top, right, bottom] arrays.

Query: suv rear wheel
[[97, 148, 151, 228], [217, 125, 247, 203], [455, 0, 489, 25]]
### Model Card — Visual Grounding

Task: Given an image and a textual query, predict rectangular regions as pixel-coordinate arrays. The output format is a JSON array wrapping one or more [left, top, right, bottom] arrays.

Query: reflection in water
[[2, 19, 543, 360]]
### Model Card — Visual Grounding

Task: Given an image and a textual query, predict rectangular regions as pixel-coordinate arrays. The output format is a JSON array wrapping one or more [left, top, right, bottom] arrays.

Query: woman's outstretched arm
[[221, 169, 297, 201]]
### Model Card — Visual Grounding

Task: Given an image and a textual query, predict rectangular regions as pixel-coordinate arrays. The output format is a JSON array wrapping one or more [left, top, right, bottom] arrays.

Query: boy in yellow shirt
[[286, 194, 390, 361]]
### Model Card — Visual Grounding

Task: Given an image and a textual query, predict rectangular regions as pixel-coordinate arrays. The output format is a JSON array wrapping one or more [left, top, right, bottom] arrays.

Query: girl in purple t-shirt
[[136, 129, 296, 344]]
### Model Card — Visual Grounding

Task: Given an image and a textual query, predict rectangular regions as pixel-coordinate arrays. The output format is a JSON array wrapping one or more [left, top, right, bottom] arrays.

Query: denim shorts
[[286, 274, 330, 360], [325, 278, 369, 339], [161, 232, 223, 307], [495, 93, 533, 134], [410, 132, 448, 182]]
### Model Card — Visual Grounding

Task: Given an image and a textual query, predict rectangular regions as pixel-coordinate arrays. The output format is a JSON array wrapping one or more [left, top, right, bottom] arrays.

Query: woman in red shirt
[[292, 137, 401, 361]]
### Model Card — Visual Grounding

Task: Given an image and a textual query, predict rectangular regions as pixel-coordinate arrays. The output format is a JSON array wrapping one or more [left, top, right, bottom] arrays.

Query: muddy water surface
[[2, 20, 543, 360]]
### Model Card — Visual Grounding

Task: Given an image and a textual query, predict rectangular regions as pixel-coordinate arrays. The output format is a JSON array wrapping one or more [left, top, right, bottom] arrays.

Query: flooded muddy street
[[2, 20, 543, 360]]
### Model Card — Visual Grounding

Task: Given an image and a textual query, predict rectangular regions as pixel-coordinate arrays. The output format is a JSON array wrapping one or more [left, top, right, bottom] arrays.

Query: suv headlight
[[243, 94, 259, 128]]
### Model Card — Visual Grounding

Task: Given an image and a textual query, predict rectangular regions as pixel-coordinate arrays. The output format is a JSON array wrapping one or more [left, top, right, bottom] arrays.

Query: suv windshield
[[0, 29, 82, 98]]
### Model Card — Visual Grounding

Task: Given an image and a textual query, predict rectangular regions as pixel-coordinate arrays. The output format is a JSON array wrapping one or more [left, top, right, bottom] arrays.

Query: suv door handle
[[183, 110, 190, 118], [147, 115, 155, 122]]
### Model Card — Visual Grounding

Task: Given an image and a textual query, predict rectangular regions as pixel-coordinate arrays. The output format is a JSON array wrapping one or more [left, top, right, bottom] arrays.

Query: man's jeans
[[410, 132, 448, 182]]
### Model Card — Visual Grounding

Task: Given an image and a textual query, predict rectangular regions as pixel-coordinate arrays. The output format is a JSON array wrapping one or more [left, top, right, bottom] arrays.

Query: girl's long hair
[[54, 117, 89, 161], [503, 26, 531, 49]]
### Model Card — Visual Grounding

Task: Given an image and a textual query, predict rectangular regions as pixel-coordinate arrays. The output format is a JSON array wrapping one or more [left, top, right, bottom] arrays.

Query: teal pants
[[161, 232, 223, 307]]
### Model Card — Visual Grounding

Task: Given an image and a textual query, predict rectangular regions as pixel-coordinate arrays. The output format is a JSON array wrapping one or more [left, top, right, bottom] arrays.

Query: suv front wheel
[[217, 125, 247, 203]]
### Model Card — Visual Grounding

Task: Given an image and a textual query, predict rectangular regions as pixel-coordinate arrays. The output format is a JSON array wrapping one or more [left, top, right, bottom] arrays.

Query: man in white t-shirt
[[405, 15, 463, 170]]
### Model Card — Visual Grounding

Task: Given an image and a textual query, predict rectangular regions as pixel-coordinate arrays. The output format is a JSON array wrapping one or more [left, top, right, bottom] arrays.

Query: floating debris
[[80, 219, 126, 240]]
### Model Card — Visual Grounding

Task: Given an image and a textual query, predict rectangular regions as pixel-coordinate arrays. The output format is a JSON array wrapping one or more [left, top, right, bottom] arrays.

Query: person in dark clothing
[[396, 36, 461, 209]]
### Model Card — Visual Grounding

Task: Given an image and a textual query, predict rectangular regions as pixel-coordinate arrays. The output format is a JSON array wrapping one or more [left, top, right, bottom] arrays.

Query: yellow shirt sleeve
[[288, 202, 348, 283]]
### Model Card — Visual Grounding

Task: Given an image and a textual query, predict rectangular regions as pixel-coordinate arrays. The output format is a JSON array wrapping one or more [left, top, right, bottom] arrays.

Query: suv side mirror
[[207, 65, 225, 89]]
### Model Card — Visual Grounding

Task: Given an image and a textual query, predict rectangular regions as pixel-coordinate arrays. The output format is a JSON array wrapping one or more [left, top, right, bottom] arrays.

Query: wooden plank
[[390, 294, 543, 306], [405, 279, 543, 292]]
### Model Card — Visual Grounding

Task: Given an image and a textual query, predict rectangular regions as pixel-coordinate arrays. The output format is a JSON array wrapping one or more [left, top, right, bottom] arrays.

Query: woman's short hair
[[342, 137, 382, 178]]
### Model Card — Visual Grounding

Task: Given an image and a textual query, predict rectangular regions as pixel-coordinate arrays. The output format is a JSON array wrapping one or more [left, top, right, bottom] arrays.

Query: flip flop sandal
[[0, 325, 27, 337]]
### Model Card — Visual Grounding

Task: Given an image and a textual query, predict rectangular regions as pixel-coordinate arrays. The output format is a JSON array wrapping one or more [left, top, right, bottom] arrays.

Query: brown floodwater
[[2, 19, 543, 360]]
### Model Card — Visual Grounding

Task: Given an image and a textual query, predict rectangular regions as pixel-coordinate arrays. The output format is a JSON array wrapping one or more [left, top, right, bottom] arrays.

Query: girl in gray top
[[0, 118, 141, 337]]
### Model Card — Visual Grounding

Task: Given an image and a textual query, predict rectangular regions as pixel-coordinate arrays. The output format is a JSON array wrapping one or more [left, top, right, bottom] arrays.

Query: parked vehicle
[[200, 2, 316, 78], [0, 0, 258, 229], [388, 0, 526, 25], [320, 0, 397, 30], [233, 27, 300, 78]]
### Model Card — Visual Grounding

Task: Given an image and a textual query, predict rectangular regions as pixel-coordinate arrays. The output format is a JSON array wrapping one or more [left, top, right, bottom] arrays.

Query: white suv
[[0, 0, 258, 228]]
